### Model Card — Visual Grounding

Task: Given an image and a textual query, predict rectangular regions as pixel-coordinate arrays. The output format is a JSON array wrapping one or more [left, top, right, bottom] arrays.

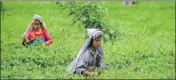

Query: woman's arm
[[97, 55, 107, 70], [75, 49, 100, 76], [75, 54, 88, 74], [43, 28, 53, 45], [26, 30, 31, 40]]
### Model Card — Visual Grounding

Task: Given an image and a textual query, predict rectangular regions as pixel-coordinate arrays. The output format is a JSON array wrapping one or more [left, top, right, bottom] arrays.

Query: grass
[[1, 1, 175, 79]]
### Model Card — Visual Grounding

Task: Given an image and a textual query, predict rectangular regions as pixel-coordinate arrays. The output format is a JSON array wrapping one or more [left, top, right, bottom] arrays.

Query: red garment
[[26, 28, 53, 44]]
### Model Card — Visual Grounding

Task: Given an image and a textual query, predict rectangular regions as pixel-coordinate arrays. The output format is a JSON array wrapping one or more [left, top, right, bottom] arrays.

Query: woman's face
[[32, 20, 41, 30], [92, 36, 102, 49]]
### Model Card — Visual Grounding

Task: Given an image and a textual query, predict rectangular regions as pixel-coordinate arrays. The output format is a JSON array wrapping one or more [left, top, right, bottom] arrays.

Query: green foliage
[[56, 1, 121, 44], [1, 1, 175, 79]]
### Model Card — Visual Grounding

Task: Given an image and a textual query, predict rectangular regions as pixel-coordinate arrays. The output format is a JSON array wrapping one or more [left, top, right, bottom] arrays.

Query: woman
[[67, 29, 106, 77], [21, 14, 53, 47], [123, 0, 136, 6]]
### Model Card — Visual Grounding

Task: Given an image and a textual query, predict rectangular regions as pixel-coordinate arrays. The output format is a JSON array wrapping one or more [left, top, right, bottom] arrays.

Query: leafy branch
[[56, 1, 121, 44]]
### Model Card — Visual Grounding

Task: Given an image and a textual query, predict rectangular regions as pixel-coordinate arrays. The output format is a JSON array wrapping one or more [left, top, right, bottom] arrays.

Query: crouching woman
[[67, 29, 107, 77]]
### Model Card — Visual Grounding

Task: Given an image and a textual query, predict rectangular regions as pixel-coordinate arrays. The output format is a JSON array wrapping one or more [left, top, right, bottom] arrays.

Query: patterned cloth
[[26, 27, 52, 45]]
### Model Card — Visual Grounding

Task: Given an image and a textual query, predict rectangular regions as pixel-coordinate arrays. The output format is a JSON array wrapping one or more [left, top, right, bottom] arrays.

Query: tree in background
[[56, 1, 121, 44]]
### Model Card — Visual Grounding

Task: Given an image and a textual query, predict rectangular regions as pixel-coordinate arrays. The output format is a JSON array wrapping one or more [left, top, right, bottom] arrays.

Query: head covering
[[33, 14, 42, 22], [20, 14, 47, 40], [66, 28, 104, 74]]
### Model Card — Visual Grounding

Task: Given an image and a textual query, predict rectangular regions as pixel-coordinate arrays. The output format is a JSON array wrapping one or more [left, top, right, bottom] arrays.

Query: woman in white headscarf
[[67, 28, 106, 77], [21, 14, 53, 47]]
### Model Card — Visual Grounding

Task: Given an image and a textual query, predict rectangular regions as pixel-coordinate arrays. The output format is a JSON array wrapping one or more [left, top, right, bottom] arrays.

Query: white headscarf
[[20, 14, 47, 39], [66, 28, 104, 74]]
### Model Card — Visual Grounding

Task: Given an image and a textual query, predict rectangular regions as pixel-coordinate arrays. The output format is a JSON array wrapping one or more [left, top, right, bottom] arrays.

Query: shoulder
[[80, 47, 91, 59], [41, 27, 49, 33], [27, 29, 33, 34]]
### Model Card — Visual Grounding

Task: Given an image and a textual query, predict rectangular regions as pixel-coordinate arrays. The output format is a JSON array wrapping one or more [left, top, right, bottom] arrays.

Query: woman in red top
[[21, 14, 53, 47]]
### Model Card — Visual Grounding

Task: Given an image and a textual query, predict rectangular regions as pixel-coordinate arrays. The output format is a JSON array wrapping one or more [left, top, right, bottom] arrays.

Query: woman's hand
[[83, 71, 100, 77], [44, 41, 50, 46], [21, 38, 29, 44], [92, 72, 100, 76]]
